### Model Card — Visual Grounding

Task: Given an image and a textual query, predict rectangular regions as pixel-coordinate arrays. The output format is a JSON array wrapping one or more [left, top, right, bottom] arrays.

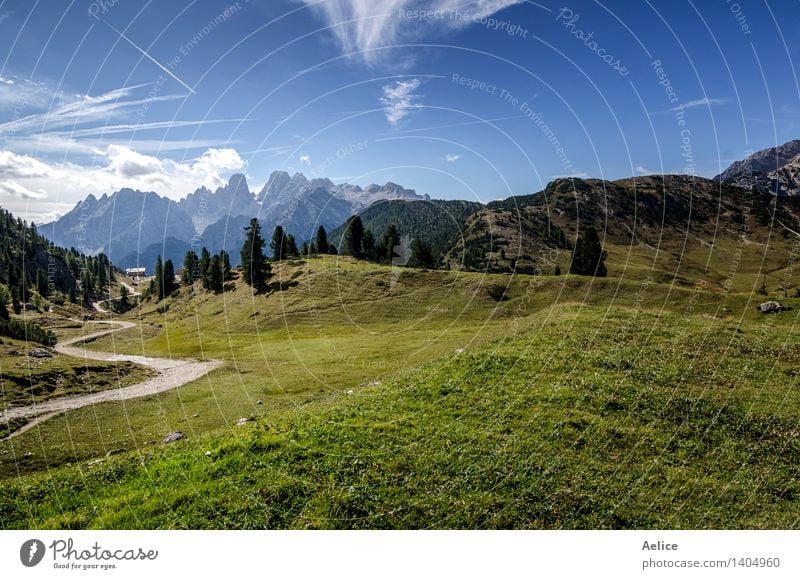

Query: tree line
[[147, 218, 609, 302]]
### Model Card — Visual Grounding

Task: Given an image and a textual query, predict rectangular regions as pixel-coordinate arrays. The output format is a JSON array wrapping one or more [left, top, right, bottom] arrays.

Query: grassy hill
[[1, 255, 799, 528], [1, 297, 798, 529], [448, 176, 800, 293]]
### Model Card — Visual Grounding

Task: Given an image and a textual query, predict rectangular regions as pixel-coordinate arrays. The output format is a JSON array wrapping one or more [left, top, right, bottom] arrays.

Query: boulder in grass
[[758, 301, 791, 314], [162, 431, 186, 444], [235, 417, 250, 426]]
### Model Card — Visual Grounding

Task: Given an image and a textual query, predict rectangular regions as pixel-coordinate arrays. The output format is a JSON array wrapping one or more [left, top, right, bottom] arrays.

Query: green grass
[[1, 304, 798, 529], [0, 337, 153, 409], [1, 256, 798, 528]]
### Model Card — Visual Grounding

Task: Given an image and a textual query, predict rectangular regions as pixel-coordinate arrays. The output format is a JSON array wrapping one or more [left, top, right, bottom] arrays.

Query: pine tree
[[286, 234, 298, 257], [315, 225, 329, 254], [271, 225, 288, 261], [199, 248, 211, 289], [241, 218, 270, 292], [154, 256, 164, 301], [344, 216, 365, 259], [409, 238, 435, 269], [220, 250, 231, 280], [36, 268, 49, 297], [569, 226, 607, 277], [209, 254, 224, 293], [182, 250, 199, 285], [119, 284, 130, 310], [163, 259, 176, 296], [380, 224, 401, 264], [362, 229, 376, 261]]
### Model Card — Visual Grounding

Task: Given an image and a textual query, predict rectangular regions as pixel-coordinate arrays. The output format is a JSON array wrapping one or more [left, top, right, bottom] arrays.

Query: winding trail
[[1, 320, 222, 440]]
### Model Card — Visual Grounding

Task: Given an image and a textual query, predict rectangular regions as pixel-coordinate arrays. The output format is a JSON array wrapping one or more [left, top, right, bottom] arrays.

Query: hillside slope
[[2, 303, 799, 529], [447, 175, 800, 292]]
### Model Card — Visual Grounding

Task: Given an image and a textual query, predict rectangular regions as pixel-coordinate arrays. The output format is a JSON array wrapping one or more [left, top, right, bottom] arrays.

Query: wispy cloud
[[299, 153, 312, 165], [0, 180, 48, 200], [678, 97, 728, 110], [0, 84, 186, 135], [445, 154, 461, 162], [0, 11, 13, 26], [652, 97, 729, 115], [381, 78, 422, 125], [301, 0, 523, 65]]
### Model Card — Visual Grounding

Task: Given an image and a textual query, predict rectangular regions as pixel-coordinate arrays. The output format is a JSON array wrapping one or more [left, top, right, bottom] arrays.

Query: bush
[[0, 318, 56, 346]]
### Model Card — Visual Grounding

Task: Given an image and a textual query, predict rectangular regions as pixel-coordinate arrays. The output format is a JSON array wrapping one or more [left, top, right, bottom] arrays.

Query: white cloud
[[0, 11, 13, 25], [107, 144, 164, 178], [0, 150, 55, 178], [381, 78, 422, 125], [299, 153, 312, 165], [301, 0, 523, 64], [445, 153, 461, 162], [635, 165, 655, 175], [0, 146, 247, 210], [678, 97, 727, 110], [0, 180, 48, 200]]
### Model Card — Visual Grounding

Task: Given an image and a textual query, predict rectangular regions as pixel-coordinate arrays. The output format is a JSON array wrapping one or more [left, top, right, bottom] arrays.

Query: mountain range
[[41, 171, 426, 270], [715, 139, 800, 196], [38, 139, 800, 285]]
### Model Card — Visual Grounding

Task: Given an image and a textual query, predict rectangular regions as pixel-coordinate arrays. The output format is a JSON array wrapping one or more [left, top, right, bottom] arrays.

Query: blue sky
[[0, 0, 799, 222]]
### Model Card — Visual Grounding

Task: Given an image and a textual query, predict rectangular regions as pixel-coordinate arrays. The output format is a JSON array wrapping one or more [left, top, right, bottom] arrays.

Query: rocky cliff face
[[715, 140, 800, 196]]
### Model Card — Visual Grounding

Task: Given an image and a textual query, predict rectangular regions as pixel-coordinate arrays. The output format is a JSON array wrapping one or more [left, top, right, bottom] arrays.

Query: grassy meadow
[[1, 256, 799, 528]]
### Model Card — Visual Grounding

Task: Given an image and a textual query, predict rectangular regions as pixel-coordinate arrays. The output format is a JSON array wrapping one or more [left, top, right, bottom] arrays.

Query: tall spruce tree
[[380, 224, 401, 264], [286, 233, 298, 257], [163, 259, 176, 296], [315, 225, 329, 254], [569, 226, 607, 277], [182, 250, 199, 285], [154, 256, 164, 300], [271, 225, 288, 261], [241, 218, 270, 292], [209, 254, 224, 293], [409, 238, 435, 269], [344, 215, 365, 258]]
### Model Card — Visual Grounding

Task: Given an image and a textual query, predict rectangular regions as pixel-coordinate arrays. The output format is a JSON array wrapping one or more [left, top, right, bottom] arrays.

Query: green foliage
[[331, 199, 484, 260], [408, 238, 435, 269], [379, 224, 401, 264], [182, 250, 199, 285], [271, 225, 288, 261], [241, 218, 271, 292], [342, 216, 365, 259], [4, 304, 800, 529], [315, 225, 329, 255], [0, 317, 56, 346], [570, 226, 607, 277]]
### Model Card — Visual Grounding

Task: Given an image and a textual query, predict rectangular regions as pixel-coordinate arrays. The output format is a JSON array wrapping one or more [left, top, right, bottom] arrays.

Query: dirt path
[[0, 320, 222, 441]]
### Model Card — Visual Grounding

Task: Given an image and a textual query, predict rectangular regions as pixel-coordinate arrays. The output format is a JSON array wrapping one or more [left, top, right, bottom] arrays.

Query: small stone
[[193, 413, 200, 418], [758, 301, 790, 314], [204, 451, 212, 457], [256, 400, 262, 405], [162, 431, 186, 444], [235, 417, 250, 426], [106, 448, 126, 457], [27, 348, 52, 358]]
